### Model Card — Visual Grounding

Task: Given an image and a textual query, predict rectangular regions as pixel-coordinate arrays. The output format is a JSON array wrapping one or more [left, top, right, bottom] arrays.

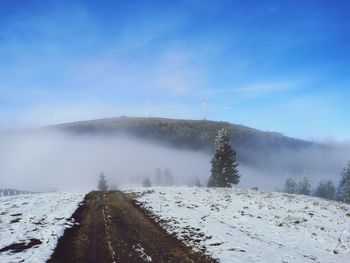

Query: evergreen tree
[[337, 162, 350, 203], [297, 177, 311, 196], [163, 168, 174, 186], [194, 178, 202, 187], [283, 177, 297, 194], [314, 179, 335, 200], [142, 177, 152, 187], [208, 128, 240, 187], [154, 168, 163, 186], [98, 172, 108, 191], [324, 180, 336, 199]]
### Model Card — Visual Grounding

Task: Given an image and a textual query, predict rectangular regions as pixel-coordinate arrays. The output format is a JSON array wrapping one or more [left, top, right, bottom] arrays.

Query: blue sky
[[0, 0, 349, 140]]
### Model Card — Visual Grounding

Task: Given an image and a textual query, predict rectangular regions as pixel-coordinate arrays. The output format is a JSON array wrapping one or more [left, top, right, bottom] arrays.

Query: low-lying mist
[[0, 130, 211, 191], [0, 129, 349, 192], [239, 141, 350, 190]]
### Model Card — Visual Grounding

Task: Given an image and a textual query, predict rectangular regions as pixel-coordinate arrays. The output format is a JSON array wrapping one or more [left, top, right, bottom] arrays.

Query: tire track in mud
[[48, 191, 217, 263]]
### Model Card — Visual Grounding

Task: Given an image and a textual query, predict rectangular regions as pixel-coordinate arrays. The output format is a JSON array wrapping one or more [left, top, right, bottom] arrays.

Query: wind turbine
[[309, 121, 316, 143], [201, 97, 208, 120], [146, 96, 154, 118]]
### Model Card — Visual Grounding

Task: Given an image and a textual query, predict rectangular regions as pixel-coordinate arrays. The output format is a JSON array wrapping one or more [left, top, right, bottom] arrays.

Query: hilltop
[[49, 116, 313, 171], [52, 116, 309, 151]]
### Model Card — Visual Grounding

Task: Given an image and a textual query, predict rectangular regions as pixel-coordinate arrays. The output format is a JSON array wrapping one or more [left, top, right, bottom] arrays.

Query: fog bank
[[0, 130, 349, 192], [239, 142, 350, 190], [0, 131, 210, 191]]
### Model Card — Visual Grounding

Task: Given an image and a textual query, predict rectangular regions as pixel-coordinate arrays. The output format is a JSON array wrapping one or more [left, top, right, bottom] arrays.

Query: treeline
[[94, 125, 350, 207], [281, 161, 350, 203], [58, 116, 310, 168], [142, 168, 175, 187], [96, 168, 178, 190], [142, 168, 205, 187], [0, 188, 34, 197]]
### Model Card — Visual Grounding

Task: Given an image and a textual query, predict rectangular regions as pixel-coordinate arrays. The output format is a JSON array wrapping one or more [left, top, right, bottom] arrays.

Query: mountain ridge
[[45, 116, 313, 170], [50, 116, 310, 149]]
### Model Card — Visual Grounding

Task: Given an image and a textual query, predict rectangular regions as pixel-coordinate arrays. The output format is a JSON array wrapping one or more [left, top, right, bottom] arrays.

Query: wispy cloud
[[0, 0, 349, 140], [197, 82, 296, 102], [217, 82, 292, 95]]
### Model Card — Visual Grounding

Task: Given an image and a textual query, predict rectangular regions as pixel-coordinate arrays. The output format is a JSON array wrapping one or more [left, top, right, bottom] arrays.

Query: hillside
[[53, 116, 309, 150], [2, 188, 349, 262], [50, 116, 312, 169], [0, 191, 85, 262], [129, 186, 350, 263]]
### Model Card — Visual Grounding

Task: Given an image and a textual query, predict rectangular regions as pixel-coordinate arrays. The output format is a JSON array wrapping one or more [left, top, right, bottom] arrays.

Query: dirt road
[[48, 191, 217, 263]]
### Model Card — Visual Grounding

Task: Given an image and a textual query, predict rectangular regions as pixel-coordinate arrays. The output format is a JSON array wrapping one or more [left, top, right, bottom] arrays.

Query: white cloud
[[0, 99, 203, 129], [206, 82, 294, 97]]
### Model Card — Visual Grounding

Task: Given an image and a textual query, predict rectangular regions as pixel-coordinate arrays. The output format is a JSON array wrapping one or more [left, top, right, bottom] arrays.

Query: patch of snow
[[133, 243, 153, 262], [103, 203, 117, 263], [128, 187, 350, 263], [0, 191, 86, 262]]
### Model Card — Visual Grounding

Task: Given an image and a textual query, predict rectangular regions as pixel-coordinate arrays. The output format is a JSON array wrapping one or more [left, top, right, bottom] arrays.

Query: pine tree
[[324, 180, 336, 199], [337, 161, 350, 203], [98, 172, 108, 191], [154, 168, 163, 186], [194, 178, 202, 187], [163, 168, 174, 186], [314, 179, 335, 200], [283, 177, 297, 194], [142, 177, 152, 187], [208, 128, 240, 187], [297, 177, 311, 196]]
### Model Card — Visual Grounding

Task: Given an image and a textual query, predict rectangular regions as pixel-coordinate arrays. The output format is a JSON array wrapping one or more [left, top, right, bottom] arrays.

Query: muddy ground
[[48, 191, 217, 263]]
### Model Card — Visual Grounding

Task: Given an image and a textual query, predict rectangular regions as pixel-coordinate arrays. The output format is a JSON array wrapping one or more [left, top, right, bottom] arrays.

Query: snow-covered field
[[0, 192, 85, 263], [129, 187, 350, 263]]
